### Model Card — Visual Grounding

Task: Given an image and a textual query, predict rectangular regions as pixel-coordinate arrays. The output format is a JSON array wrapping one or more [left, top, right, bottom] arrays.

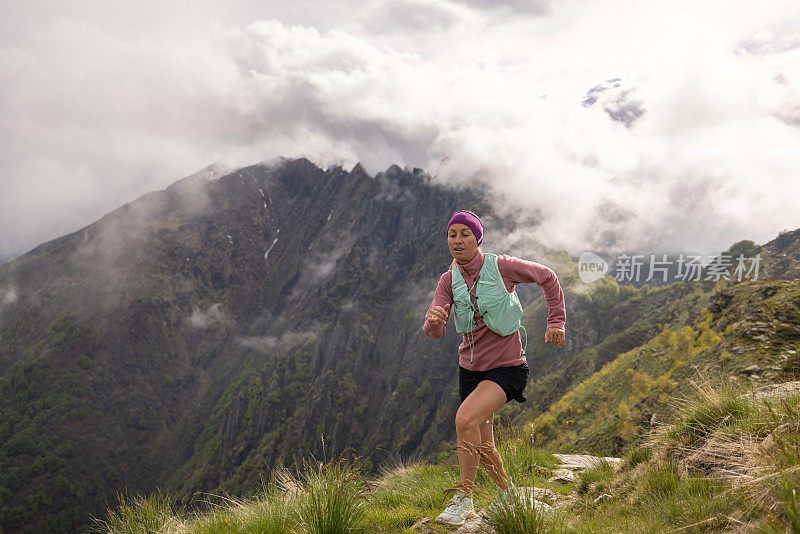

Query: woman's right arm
[[422, 272, 454, 339]]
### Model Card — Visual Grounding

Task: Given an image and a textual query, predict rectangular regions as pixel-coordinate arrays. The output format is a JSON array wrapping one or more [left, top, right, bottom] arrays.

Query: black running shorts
[[459, 362, 530, 404]]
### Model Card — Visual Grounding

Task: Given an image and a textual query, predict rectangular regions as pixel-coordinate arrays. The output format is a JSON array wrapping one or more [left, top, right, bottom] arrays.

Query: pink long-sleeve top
[[423, 250, 566, 371]]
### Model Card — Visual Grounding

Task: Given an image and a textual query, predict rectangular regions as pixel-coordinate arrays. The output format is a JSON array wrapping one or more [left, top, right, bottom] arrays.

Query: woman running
[[423, 210, 566, 526]]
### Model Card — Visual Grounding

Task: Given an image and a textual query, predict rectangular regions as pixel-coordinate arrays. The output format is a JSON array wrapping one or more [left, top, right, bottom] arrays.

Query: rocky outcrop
[[551, 453, 622, 471], [748, 380, 800, 400]]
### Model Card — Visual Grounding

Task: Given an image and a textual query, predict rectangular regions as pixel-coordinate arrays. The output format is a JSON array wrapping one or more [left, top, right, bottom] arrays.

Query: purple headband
[[447, 211, 483, 245]]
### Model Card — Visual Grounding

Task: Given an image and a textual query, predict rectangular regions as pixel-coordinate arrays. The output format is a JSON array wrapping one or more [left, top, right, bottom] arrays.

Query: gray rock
[[410, 517, 433, 533], [454, 515, 492, 534], [533, 487, 557, 503], [741, 364, 761, 375], [416, 514, 490, 534], [748, 381, 800, 400], [552, 453, 622, 470], [713, 465, 750, 480], [532, 499, 554, 515], [551, 468, 576, 481], [483, 487, 555, 513]]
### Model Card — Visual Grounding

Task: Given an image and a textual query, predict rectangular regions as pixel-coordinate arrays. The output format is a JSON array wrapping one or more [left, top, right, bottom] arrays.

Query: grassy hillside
[[96, 379, 800, 533], [520, 277, 800, 456], [508, 275, 717, 434]]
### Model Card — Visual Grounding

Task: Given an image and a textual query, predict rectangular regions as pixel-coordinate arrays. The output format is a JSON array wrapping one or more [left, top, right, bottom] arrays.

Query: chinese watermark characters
[[578, 252, 761, 284]]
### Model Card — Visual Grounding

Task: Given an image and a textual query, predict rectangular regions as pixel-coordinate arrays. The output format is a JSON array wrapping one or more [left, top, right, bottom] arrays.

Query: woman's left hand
[[544, 327, 565, 347]]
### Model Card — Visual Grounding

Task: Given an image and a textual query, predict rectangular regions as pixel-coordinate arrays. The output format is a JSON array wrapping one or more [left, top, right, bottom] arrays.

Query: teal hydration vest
[[451, 253, 527, 363]]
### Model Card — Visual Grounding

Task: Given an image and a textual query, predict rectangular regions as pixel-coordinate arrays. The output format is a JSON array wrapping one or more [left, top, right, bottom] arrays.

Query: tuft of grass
[[666, 382, 755, 447], [187, 492, 297, 534], [621, 444, 652, 470], [635, 460, 683, 502], [494, 419, 559, 486], [775, 472, 800, 533], [94, 490, 180, 534], [367, 460, 457, 530], [576, 460, 614, 496], [750, 395, 800, 532], [372, 458, 456, 507], [296, 451, 372, 534], [483, 487, 561, 534]]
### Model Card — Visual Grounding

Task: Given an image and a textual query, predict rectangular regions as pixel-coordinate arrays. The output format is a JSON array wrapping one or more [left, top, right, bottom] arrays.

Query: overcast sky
[[2, 0, 800, 263]]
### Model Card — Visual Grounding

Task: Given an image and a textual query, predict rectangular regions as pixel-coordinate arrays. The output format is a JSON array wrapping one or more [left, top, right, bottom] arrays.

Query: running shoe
[[435, 492, 476, 526]]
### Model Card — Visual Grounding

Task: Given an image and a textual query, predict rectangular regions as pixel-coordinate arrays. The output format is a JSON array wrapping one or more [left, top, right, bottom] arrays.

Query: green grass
[[483, 487, 562, 534], [576, 459, 614, 495], [368, 460, 456, 529], [93, 491, 180, 534], [621, 443, 652, 470], [295, 453, 371, 534], [97, 380, 800, 534], [776, 472, 800, 533], [663, 382, 765, 448]]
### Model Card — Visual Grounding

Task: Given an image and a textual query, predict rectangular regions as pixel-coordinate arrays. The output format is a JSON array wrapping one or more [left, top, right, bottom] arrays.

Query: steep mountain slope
[[0, 158, 500, 532], [521, 237, 800, 455]]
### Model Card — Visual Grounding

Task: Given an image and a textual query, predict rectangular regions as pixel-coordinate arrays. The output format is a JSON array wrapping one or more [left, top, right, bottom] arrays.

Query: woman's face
[[448, 223, 479, 264]]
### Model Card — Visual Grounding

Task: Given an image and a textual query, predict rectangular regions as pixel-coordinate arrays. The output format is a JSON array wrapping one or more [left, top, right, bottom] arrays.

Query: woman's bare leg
[[454, 380, 507, 496], [478, 416, 512, 489]]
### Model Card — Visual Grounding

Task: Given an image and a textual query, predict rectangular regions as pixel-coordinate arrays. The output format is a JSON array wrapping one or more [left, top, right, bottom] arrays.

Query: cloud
[[450, 0, 553, 16], [188, 303, 226, 328], [734, 29, 800, 56], [303, 237, 357, 284], [0, 286, 18, 306], [2, 0, 800, 264], [0, 16, 436, 260], [237, 330, 316, 352], [777, 104, 800, 128], [361, 0, 468, 33], [582, 78, 646, 127]]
